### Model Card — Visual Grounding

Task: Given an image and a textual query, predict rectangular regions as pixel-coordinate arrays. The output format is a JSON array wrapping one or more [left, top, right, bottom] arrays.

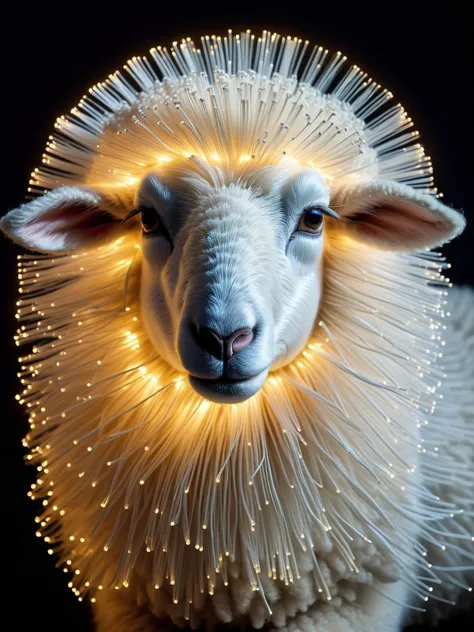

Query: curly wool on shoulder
[[1, 29, 473, 632]]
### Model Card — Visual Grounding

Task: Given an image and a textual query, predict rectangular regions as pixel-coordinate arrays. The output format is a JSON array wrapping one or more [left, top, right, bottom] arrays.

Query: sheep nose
[[195, 326, 254, 360]]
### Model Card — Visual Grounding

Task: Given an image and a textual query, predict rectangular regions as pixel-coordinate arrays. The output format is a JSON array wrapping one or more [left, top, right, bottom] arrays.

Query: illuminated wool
[[5, 30, 474, 630]]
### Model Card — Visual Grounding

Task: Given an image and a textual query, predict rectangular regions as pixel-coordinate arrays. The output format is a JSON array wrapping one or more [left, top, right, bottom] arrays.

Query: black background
[[2, 2, 473, 630]]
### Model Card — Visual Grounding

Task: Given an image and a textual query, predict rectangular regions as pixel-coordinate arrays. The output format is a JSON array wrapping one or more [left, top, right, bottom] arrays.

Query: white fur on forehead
[[138, 159, 330, 207], [138, 158, 229, 202], [244, 161, 326, 194], [331, 179, 466, 251]]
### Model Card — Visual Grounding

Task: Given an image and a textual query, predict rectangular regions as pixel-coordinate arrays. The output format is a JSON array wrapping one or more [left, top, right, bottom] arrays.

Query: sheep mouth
[[188, 368, 269, 403], [191, 374, 259, 385]]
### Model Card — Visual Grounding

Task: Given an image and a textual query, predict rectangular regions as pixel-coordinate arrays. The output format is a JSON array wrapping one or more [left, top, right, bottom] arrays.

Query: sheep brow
[[121, 203, 340, 221]]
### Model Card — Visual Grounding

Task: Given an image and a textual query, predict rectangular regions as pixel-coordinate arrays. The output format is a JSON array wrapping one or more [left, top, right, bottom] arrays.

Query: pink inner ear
[[21, 202, 119, 250], [348, 199, 448, 249]]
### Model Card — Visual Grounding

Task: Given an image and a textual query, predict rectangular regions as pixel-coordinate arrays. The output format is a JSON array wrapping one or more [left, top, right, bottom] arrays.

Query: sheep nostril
[[193, 326, 255, 361], [194, 326, 224, 360], [224, 327, 254, 359]]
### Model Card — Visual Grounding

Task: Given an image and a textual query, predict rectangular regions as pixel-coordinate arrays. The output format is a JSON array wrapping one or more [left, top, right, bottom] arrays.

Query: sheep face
[[1, 159, 465, 405], [136, 162, 329, 403]]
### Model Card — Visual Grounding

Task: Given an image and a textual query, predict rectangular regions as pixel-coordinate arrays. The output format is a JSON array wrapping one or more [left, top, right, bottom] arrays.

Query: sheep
[[1, 30, 473, 632]]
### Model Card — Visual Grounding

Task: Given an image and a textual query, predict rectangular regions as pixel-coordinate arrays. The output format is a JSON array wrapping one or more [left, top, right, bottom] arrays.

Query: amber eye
[[140, 207, 161, 234], [298, 207, 324, 234]]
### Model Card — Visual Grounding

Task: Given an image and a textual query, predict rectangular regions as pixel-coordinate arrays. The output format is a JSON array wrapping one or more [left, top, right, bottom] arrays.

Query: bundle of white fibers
[[3, 29, 473, 632]]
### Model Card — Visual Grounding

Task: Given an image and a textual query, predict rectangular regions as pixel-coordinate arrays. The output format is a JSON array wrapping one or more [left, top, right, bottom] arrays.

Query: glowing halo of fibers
[[6, 29, 474, 630]]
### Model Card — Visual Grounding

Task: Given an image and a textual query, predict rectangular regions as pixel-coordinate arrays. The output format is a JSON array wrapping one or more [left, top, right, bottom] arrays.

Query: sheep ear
[[0, 185, 135, 253], [330, 180, 466, 251]]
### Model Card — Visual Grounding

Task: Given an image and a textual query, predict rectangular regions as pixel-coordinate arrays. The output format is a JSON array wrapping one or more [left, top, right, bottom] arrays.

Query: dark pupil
[[304, 208, 323, 229], [141, 207, 159, 232]]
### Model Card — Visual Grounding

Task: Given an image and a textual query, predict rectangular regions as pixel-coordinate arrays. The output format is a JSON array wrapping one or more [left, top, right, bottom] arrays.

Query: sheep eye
[[140, 207, 161, 234], [298, 207, 324, 234]]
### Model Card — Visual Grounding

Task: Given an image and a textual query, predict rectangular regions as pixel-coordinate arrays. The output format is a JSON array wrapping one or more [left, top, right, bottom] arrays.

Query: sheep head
[[1, 159, 464, 404]]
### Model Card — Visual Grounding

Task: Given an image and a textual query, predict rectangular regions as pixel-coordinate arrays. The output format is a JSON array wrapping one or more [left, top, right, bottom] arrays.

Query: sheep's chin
[[188, 368, 269, 403]]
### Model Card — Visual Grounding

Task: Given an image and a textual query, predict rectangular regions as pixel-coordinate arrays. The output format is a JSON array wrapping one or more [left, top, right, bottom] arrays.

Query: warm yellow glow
[[199, 401, 210, 414], [280, 154, 299, 166]]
